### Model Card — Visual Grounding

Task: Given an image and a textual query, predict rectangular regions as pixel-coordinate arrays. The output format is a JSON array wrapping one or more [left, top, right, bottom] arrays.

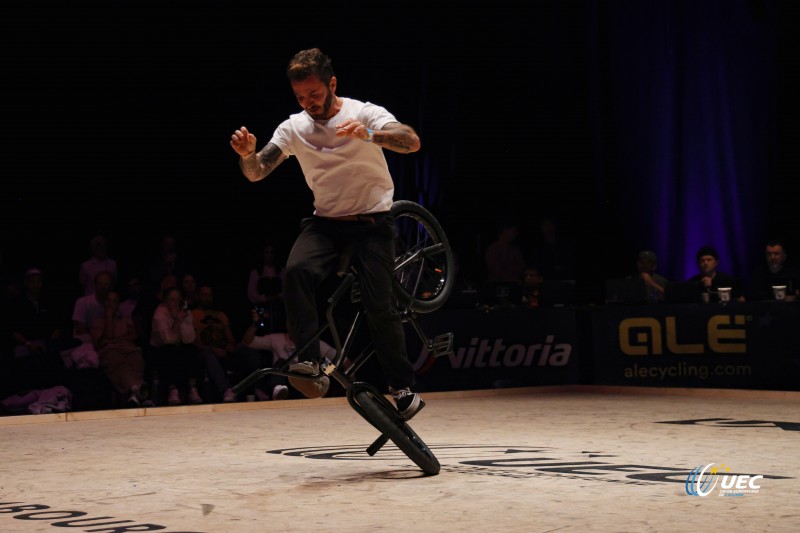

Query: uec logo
[[685, 463, 763, 496]]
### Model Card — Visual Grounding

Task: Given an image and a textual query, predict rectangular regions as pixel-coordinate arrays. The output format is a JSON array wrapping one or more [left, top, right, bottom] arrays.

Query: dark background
[[3, 1, 798, 322]]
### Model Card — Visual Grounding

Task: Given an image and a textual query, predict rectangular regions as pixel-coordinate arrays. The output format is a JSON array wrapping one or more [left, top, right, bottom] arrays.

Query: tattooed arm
[[239, 142, 287, 182], [230, 125, 288, 182], [374, 122, 421, 154], [334, 119, 421, 154]]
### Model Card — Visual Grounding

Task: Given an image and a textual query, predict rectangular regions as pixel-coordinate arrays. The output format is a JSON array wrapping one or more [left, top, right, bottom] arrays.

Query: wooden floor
[[1, 385, 798, 532]]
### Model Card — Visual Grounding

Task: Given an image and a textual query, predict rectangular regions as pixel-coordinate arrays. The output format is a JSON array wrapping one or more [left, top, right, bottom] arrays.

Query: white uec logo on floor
[[685, 463, 763, 496]]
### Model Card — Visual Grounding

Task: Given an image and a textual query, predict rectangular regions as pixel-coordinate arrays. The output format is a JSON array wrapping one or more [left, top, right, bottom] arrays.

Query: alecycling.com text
[[623, 362, 752, 381]]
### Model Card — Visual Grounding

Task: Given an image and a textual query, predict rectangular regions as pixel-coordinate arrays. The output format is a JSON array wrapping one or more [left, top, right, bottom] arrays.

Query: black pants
[[283, 214, 415, 390]]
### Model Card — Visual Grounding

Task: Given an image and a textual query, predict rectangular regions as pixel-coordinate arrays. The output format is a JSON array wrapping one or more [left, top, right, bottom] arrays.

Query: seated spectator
[[687, 245, 744, 303], [70, 270, 116, 368], [246, 242, 287, 334], [748, 239, 800, 301], [235, 313, 339, 401], [191, 284, 237, 403], [530, 216, 576, 281], [119, 274, 146, 344], [8, 267, 78, 391], [136, 272, 178, 347], [148, 233, 190, 289], [520, 266, 543, 308], [181, 272, 199, 310], [484, 217, 527, 283], [90, 290, 146, 407], [149, 287, 204, 405], [78, 234, 119, 295], [628, 250, 668, 303]]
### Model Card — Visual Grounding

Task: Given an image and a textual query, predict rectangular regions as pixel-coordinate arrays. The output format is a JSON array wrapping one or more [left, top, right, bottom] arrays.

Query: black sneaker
[[126, 393, 141, 408], [391, 387, 425, 420], [289, 360, 318, 374]]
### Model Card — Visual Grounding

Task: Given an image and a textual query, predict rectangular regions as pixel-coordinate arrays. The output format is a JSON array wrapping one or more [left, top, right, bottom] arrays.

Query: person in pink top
[[149, 287, 203, 405]]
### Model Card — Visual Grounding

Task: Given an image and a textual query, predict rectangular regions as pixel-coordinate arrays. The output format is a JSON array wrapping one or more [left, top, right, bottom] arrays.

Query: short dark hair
[[766, 239, 786, 251], [287, 48, 335, 85], [696, 245, 719, 262]]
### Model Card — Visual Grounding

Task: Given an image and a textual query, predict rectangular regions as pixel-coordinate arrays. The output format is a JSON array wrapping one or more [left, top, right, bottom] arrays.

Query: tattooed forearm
[[239, 142, 286, 182], [374, 123, 421, 154]]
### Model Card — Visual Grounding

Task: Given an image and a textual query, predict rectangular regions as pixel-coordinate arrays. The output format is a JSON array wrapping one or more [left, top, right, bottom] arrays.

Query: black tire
[[353, 389, 440, 475], [391, 200, 455, 314]]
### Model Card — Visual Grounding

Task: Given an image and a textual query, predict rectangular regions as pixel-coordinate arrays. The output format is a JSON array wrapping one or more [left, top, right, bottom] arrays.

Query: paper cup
[[772, 285, 787, 301]]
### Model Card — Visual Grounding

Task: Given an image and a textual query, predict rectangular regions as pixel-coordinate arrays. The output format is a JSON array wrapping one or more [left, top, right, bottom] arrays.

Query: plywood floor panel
[[1, 386, 797, 532]]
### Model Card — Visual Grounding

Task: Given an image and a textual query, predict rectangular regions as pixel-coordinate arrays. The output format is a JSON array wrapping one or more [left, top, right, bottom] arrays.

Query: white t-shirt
[[72, 294, 105, 337], [269, 97, 398, 217]]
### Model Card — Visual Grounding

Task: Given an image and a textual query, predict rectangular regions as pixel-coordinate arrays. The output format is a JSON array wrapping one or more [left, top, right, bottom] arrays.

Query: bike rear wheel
[[353, 389, 440, 475], [391, 200, 455, 314]]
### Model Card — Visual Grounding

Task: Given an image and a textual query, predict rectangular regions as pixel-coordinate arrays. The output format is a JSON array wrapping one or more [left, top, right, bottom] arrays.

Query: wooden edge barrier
[[1, 384, 797, 427]]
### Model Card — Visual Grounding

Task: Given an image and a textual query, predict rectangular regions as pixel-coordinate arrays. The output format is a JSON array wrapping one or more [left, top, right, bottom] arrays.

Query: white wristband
[[365, 128, 374, 143]]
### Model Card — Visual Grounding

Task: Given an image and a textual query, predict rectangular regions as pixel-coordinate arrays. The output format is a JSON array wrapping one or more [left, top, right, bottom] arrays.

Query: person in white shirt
[[229, 48, 424, 419]]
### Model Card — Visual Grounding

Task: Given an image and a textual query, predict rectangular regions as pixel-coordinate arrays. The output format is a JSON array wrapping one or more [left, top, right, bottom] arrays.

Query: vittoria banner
[[402, 306, 583, 391]]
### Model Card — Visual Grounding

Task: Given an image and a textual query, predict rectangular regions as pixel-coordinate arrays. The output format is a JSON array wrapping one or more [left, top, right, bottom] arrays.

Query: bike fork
[[345, 381, 402, 456]]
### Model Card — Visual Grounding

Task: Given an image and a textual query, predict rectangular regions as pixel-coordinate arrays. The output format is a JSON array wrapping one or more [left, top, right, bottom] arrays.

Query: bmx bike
[[233, 200, 456, 475]]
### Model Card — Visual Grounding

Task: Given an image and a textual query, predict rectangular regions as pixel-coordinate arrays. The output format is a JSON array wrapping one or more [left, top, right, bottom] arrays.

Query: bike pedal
[[429, 332, 454, 358], [350, 282, 362, 303]]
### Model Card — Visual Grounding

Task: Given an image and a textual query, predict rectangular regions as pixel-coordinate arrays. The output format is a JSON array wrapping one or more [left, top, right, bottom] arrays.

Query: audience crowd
[[2, 226, 797, 416], [0, 232, 298, 415]]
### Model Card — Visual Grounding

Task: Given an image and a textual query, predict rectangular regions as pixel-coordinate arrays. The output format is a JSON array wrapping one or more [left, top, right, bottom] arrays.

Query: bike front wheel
[[353, 389, 440, 475], [391, 200, 455, 314]]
